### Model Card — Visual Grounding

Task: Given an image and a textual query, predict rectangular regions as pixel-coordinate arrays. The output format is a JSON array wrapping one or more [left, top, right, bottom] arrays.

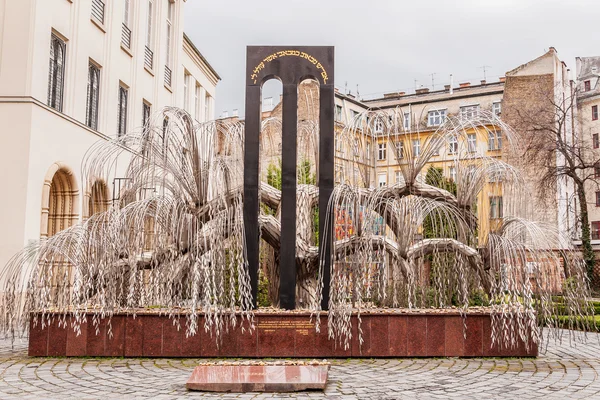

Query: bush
[[257, 270, 271, 308]]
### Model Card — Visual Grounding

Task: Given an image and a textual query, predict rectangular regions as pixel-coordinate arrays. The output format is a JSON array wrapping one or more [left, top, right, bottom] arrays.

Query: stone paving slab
[[0, 330, 599, 399]]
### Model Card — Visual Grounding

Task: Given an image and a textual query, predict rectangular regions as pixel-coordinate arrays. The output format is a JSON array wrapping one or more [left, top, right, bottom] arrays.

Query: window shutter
[[55, 39, 65, 112], [47, 38, 55, 107]]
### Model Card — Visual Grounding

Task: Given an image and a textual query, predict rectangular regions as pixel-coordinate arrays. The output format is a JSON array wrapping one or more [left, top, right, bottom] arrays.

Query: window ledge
[[120, 44, 133, 57], [164, 83, 173, 93], [91, 17, 106, 33], [144, 65, 155, 76]]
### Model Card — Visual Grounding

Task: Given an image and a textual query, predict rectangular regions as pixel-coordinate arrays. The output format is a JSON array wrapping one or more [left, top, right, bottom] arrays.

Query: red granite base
[[27, 312, 538, 357], [186, 365, 329, 392]]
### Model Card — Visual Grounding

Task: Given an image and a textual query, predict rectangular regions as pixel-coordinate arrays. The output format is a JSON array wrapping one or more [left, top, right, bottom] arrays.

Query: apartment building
[[576, 56, 600, 250], [0, 0, 220, 270]]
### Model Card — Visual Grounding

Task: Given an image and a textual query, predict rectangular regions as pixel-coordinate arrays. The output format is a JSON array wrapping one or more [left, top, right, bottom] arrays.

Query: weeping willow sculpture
[[0, 99, 594, 350]]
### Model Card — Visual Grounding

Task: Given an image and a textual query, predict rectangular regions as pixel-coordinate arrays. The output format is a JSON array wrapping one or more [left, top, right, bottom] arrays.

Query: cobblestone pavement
[[0, 331, 599, 399]]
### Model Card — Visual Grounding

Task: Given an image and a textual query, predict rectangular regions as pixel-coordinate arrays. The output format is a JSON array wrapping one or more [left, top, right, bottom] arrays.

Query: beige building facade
[[0, 0, 219, 271]]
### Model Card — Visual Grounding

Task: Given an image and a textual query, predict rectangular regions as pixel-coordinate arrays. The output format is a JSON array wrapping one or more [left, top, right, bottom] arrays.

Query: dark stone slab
[[124, 315, 143, 356], [186, 365, 329, 392], [28, 317, 48, 356], [444, 316, 464, 357], [407, 316, 427, 356], [388, 315, 407, 356], [66, 317, 87, 357], [258, 317, 295, 357], [351, 315, 371, 356], [106, 316, 125, 357], [464, 316, 484, 356], [369, 316, 390, 357], [47, 317, 68, 356], [427, 316, 445, 356], [162, 318, 183, 357], [142, 315, 163, 356], [87, 317, 106, 356]]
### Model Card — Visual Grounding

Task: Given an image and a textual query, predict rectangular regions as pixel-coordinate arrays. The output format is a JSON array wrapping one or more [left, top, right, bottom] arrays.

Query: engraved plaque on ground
[[186, 365, 329, 392]]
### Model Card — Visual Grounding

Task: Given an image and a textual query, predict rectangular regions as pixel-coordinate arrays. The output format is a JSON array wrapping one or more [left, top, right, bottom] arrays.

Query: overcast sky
[[184, 0, 600, 117]]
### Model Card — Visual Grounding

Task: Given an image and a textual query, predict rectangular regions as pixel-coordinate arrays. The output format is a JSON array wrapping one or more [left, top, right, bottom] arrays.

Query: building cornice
[[183, 33, 221, 85]]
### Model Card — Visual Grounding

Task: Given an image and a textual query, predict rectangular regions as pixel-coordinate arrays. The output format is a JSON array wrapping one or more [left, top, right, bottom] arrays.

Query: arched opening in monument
[[85, 180, 110, 219], [259, 77, 283, 307], [41, 164, 79, 239]]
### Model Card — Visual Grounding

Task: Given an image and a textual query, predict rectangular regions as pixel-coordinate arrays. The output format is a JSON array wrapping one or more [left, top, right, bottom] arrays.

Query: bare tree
[[512, 84, 599, 284]]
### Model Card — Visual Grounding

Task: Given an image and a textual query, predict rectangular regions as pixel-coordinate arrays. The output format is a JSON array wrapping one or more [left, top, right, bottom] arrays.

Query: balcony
[[91, 0, 105, 24], [121, 24, 132, 49], [164, 66, 172, 87], [144, 46, 154, 70]]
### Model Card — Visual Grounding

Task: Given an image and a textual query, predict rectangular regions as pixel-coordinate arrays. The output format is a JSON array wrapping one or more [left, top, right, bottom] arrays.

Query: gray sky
[[184, 0, 600, 117]]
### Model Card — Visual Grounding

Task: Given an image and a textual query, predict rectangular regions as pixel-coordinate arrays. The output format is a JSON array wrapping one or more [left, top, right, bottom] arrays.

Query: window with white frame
[[374, 118, 384, 134], [492, 101, 501, 116], [412, 139, 420, 156], [467, 133, 477, 152], [48, 33, 66, 112], [123, 0, 130, 26], [396, 141, 404, 159], [395, 170, 403, 184], [488, 130, 502, 151], [195, 84, 201, 121], [117, 85, 128, 136], [146, 0, 154, 48], [449, 166, 457, 182], [165, 1, 173, 67], [447, 136, 457, 154], [353, 138, 359, 156], [204, 93, 211, 121], [490, 196, 503, 219], [403, 112, 410, 131], [335, 105, 342, 121], [122, 0, 132, 48], [460, 104, 480, 119], [183, 71, 190, 111], [378, 173, 387, 187], [377, 142, 386, 160], [335, 164, 343, 184], [427, 109, 446, 126], [85, 62, 100, 130]]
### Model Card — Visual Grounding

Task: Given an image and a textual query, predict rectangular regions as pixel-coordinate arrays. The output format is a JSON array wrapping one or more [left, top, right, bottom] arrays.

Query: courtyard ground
[[0, 331, 599, 399]]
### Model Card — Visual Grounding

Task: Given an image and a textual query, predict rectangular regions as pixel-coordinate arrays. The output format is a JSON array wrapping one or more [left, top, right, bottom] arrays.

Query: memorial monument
[[0, 46, 595, 360]]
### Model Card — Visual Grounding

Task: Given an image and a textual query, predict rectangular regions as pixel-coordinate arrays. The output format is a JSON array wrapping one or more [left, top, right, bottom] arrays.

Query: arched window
[[85, 180, 110, 219], [41, 164, 79, 239]]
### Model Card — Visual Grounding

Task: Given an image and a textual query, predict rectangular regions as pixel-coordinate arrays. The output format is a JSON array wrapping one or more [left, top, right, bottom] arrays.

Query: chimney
[[415, 88, 430, 95], [499, 77, 506, 82], [383, 91, 405, 98], [549, 46, 557, 53], [480, 80, 487, 85], [450, 74, 454, 94], [232, 109, 239, 117], [264, 97, 273, 110], [222, 111, 229, 118], [459, 82, 470, 88], [444, 84, 451, 91]]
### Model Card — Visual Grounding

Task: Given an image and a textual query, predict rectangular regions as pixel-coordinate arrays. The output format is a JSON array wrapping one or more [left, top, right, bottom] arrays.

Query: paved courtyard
[[0, 331, 599, 399]]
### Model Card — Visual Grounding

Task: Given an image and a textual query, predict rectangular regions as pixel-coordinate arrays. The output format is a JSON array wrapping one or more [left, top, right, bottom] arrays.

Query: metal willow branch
[[0, 105, 594, 351]]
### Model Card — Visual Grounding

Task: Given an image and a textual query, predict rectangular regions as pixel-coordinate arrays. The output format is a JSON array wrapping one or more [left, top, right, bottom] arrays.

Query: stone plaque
[[186, 365, 329, 392]]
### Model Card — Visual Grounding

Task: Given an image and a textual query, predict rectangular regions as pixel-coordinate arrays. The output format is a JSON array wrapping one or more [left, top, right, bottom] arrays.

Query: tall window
[[488, 130, 502, 151], [165, 1, 174, 67], [596, 191, 600, 207], [592, 221, 600, 240], [595, 164, 600, 178], [85, 62, 100, 130], [403, 112, 410, 131], [460, 105, 480, 119], [448, 136, 458, 154], [585, 80, 591, 92], [195, 84, 201, 121], [490, 196, 503, 219], [593, 105, 598, 121], [395, 170, 402, 184], [183, 72, 190, 111], [142, 102, 151, 128], [122, 0, 132, 48], [449, 166, 457, 182], [366, 143, 371, 160], [492, 102, 502, 116], [594, 133, 599, 149], [412, 139, 420, 156], [124, 0, 130, 26], [47, 33, 66, 112], [396, 141, 404, 159], [428, 109, 446, 126], [117, 85, 128, 136], [377, 142, 386, 160], [335, 105, 342, 121], [467, 133, 477, 152], [378, 173, 387, 188], [146, 0, 154, 48], [204, 93, 211, 121]]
